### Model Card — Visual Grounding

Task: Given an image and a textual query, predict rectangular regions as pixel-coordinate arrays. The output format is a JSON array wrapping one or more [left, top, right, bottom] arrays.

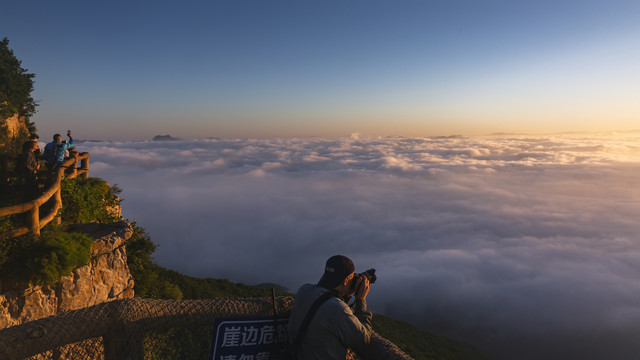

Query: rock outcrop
[[1, 113, 26, 139], [0, 221, 135, 329]]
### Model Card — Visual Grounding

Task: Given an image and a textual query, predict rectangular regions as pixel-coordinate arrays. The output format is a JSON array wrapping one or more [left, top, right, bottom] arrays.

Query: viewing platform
[[0, 152, 89, 238]]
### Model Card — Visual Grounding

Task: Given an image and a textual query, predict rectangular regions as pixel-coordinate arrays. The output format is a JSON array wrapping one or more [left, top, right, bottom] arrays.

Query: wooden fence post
[[81, 153, 89, 178], [54, 183, 62, 225], [70, 155, 78, 178], [57, 164, 65, 183], [29, 203, 40, 235]]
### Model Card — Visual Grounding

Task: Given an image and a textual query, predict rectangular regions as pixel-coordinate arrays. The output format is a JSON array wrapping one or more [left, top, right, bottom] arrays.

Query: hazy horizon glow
[[3, 0, 639, 139], [82, 133, 640, 360]]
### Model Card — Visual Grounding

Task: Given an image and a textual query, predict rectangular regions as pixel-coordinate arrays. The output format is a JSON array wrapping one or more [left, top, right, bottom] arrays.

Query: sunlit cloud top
[[87, 132, 640, 177]]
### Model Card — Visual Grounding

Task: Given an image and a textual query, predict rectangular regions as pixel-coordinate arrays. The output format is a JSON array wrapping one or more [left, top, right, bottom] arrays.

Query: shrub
[[0, 229, 94, 285], [0, 213, 22, 234], [0, 234, 21, 272], [60, 177, 122, 224], [125, 223, 182, 300]]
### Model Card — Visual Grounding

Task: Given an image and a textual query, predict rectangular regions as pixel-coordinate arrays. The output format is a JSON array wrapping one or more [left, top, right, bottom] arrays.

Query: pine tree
[[0, 37, 38, 156]]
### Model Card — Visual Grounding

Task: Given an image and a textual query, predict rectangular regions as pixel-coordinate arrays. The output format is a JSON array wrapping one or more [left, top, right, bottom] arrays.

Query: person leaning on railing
[[43, 132, 74, 181]]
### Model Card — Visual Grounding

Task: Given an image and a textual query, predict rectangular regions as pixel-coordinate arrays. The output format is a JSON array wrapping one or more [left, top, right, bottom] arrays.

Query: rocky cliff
[[1, 113, 26, 139], [0, 221, 134, 329]]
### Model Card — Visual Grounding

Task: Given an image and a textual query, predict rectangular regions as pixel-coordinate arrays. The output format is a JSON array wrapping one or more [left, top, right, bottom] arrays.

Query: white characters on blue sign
[[212, 319, 289, 360], [219, 353, 271, 360], [221, 325, 278, 347]]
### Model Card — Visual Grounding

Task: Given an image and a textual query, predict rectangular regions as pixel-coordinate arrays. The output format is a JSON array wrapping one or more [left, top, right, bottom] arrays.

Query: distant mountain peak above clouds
[[152, 135, 180, 141]]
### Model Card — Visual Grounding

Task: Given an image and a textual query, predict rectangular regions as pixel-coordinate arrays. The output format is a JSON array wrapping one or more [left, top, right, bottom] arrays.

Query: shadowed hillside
[[126, 223, 490, 360]]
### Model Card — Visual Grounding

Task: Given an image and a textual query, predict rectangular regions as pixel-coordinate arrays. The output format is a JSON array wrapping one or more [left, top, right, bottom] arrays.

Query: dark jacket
[[16, 151, 38, 178], [288, 284, 372, 359]]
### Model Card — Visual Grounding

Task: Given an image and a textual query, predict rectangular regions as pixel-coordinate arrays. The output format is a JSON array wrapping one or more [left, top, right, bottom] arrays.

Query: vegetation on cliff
[[0, 37, 37, 157], [60, 177, 122, 224], [0, 230, 93, 285], [126, 223, 284, 300], [373, 315, 489, 360], [0, 177, 120, 285]]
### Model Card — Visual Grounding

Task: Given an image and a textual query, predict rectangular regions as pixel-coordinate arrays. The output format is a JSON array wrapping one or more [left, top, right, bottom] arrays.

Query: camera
[[351, 268, 376, 290]]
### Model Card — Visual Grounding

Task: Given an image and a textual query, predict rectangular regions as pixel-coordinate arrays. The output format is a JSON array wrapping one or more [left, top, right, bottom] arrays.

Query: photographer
[[288, 255, 372, 360]]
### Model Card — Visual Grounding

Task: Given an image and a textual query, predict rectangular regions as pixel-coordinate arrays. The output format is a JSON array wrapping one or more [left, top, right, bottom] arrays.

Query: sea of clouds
[[78, 132, 640, 360]]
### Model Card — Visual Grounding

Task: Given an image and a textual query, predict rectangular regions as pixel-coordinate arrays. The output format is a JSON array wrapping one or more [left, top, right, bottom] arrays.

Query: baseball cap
[[317, 255, 355, 289]]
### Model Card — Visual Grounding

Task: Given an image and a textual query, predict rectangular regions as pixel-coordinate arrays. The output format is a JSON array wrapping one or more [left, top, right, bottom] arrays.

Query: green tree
[[0, 37, 37, 121], [0, 37, 37, 157]]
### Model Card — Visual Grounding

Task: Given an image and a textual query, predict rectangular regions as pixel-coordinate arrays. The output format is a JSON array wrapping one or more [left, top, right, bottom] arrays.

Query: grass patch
[[0, 229, 93, 285]]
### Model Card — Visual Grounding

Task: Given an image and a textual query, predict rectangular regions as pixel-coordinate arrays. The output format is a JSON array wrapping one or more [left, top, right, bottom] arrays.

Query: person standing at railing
[[21, 133, 41, 161], [16, 140, 41, 200], [43, 132, 74, 181]]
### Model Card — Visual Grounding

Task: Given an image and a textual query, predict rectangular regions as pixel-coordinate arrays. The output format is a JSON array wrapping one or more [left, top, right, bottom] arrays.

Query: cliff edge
[[0, 221, 134, 329]]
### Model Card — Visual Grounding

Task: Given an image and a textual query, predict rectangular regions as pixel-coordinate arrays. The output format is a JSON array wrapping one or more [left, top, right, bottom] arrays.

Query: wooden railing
[[0, 152, 89, 237], [0, 297, 413, 360]]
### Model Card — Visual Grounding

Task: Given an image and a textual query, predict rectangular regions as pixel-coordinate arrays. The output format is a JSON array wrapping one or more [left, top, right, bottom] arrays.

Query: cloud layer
[[80, 133, 640, 359]]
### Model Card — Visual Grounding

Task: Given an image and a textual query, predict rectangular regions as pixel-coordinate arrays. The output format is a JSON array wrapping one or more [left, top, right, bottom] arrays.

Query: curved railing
[[0, 297, 413, 360], [0, 152, 89, 237]]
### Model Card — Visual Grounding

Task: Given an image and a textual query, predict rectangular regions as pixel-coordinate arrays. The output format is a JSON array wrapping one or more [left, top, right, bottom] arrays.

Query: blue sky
[[4, 0, 639, 140]]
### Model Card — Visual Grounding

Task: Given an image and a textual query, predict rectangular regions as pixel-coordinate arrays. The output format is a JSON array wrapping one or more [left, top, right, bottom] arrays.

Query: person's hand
[[354, 276, 370, 301]]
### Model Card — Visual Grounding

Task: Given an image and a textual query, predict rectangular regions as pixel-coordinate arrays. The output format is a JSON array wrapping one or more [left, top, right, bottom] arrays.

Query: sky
[[3, 0, 640, 140], [76, 132, 640, 360]]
